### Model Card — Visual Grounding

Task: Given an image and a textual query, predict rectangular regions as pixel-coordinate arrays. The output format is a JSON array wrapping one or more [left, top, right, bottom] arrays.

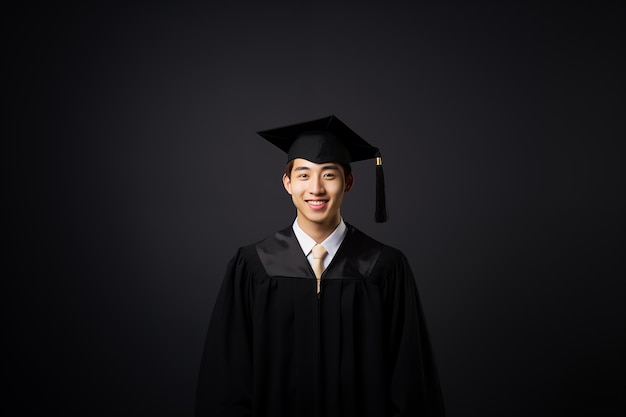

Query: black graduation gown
[[196, 224, 445, 417]]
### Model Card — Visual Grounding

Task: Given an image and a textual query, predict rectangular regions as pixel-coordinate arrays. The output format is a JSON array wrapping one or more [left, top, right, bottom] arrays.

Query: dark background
[[6, 1, 624, 416]]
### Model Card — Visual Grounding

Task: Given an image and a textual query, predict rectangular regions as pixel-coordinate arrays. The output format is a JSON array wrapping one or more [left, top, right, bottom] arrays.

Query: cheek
[[329, 183, 346, 198], [288, 182, 305, 196]]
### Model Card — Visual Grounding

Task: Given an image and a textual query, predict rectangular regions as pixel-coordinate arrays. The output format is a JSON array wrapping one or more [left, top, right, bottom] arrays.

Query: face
[[283, 158, 353, 230]]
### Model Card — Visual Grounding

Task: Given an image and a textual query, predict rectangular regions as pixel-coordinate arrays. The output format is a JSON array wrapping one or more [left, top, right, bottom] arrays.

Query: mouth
[[305, 199, 329, 210]]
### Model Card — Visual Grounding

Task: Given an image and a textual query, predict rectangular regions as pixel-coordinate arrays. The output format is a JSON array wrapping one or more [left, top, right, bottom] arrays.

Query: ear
[[344, 172, 354, 192], [282, 173, 293, 194]]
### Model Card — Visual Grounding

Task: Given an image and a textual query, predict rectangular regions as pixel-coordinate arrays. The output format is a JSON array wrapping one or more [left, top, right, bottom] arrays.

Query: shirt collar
[[292, 217, 347, 259]]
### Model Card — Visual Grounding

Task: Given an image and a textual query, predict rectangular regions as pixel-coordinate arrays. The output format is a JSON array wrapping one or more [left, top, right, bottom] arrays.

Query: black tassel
[[375, 151, 388, 223]]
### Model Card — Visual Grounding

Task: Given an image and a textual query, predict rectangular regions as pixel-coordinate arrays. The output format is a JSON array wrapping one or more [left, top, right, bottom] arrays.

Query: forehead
[[291, 158, 341, 169]]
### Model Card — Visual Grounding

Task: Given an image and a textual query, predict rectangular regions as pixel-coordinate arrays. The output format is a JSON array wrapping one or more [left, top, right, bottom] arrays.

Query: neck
[[297, 216, 340, 243]]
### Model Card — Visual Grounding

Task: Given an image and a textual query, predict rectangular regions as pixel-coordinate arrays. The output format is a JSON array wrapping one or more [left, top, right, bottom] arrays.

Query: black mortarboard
[[257, 115, 388, 223]]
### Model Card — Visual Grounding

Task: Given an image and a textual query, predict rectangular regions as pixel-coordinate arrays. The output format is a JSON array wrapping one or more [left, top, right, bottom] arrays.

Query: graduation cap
[[257, 115, 388, 223]]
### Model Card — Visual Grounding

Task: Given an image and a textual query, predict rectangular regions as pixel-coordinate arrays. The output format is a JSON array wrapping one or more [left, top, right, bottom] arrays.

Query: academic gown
[[196, 224, 445, 417]]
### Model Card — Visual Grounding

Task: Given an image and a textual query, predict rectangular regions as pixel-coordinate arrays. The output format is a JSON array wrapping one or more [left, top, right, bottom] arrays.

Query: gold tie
[[312, 244, 328, 294]]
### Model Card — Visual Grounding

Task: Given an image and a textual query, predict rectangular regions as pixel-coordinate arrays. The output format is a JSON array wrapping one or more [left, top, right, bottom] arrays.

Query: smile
[[307, 200, 328, 205], [306, 200, 329, 209]]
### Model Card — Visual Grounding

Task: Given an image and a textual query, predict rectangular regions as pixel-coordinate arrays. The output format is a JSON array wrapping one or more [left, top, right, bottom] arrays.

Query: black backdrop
[[6, 2, 624, 416]]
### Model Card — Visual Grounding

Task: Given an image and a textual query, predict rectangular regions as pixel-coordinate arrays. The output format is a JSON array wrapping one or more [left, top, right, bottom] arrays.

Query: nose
[[308, 175, 325, 195]]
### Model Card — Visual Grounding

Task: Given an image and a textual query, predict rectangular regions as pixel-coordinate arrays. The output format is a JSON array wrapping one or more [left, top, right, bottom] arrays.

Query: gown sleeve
[[385, 250, 446, 417], [195, 249, 255, 417]]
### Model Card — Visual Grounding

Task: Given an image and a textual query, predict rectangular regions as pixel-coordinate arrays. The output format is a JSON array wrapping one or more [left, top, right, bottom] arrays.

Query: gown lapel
[[256, 224, 382, 280]]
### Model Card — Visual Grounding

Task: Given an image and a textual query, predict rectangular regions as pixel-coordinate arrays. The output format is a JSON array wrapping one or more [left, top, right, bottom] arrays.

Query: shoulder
[[344, 223, 409, 273], [229, 225, 294, 273], [345, 223, 405, 258], [252, 225, 294, 252], [344, 226, 419, 300]]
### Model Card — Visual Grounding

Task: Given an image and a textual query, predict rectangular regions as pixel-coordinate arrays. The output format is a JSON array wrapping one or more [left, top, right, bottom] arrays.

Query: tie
[[312, 244, 328, 294]]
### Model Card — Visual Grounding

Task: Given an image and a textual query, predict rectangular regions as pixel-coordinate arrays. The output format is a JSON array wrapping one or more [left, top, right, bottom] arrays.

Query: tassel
[[375, 150, 388, 223]]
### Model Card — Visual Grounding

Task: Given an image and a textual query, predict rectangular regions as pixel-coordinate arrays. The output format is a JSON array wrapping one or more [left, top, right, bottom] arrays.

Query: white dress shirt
[[292, 218, 348, 270]]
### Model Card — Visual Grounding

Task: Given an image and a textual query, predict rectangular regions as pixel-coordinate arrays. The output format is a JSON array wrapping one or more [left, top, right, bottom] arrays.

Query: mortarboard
[[257, 115, 388, 223]]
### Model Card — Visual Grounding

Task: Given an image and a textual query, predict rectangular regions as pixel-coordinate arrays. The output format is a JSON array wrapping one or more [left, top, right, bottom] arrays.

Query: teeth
[[308, 200, 327, 206]]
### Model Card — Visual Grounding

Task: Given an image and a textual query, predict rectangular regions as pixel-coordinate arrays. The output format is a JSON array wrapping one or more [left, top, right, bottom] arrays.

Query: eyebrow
[[293, 164, 340, 171]]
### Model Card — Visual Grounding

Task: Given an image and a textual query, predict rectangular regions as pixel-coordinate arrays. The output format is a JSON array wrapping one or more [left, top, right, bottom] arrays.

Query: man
[[196, 115, 445, 416]]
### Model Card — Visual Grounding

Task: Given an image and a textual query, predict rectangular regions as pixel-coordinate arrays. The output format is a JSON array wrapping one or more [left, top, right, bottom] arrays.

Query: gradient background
[[6, 1, 624, 416]]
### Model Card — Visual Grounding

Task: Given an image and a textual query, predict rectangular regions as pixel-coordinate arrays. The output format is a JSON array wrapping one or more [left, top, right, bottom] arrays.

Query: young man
[[196, 115, 445, 417]]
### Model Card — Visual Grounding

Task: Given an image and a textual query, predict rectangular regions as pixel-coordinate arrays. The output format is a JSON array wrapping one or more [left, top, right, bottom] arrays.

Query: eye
[[323, 172, 336, 179], [297, 173, 309, 179]]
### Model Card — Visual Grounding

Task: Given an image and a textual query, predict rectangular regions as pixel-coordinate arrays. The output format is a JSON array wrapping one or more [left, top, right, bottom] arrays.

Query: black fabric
[[257, 115, 379, 163], [196, 225, 445, 417], [287, 131, 352, 166]]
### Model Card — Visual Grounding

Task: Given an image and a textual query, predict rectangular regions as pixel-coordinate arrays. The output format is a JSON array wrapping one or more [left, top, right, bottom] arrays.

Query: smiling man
[[196, 115, 445, 417], [285, 159, 351, 235]]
